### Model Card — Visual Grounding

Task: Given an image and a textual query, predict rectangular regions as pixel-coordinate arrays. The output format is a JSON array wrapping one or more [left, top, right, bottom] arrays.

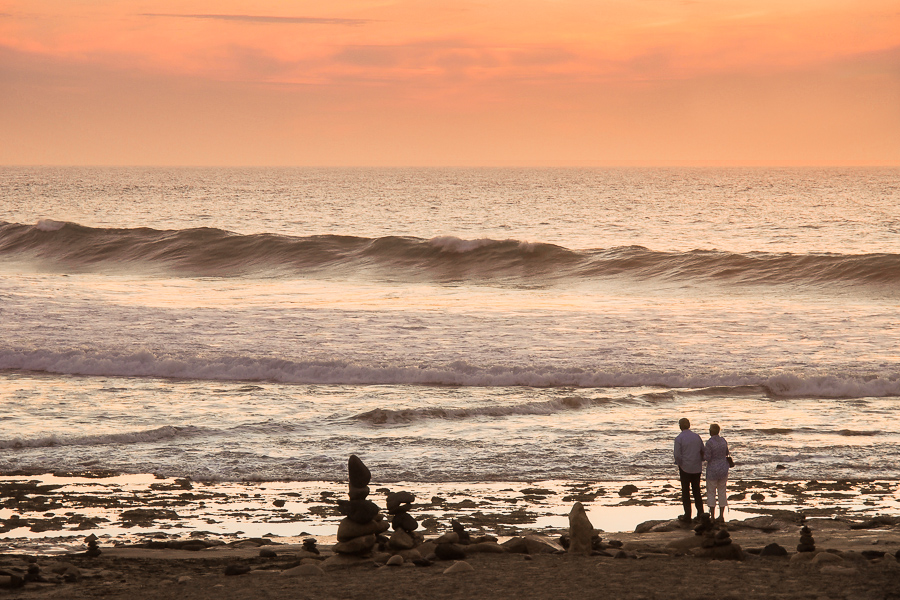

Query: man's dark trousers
[[679, 468, 704, 519]]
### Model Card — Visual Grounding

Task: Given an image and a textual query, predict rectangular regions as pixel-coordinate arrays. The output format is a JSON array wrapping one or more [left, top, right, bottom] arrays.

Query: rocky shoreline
[[2, 459, 899, 598]]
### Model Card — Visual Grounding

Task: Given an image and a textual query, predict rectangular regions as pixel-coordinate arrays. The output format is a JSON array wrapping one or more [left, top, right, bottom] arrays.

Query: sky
[[1, 0, 899, 166]]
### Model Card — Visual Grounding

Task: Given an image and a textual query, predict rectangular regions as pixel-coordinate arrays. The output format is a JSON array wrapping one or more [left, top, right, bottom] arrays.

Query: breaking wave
[[2, 220, 899, 286], [2, 347, 900, 398], [0, 425, 205, 450]]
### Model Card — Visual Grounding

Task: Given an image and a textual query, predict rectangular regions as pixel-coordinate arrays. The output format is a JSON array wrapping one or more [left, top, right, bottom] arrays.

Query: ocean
[[2, 166, 900, 490]]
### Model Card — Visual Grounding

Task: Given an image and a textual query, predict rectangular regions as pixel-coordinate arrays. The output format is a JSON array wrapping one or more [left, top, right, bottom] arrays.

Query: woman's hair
[[709, 423, 721, 435]]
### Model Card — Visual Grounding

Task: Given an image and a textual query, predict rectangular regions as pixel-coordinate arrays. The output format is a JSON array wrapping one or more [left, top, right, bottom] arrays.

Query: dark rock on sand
[[451, 519, 471, 544], [567, 502, 594, 556], [224, 564, 251, 576], [759, 543, 788, 557], [273, 499, 286, 507], [435, 543, 467, 561]]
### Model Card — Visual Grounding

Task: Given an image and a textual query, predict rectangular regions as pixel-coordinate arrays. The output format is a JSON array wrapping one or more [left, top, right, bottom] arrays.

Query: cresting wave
[[354, 396, 606, 424], [2, 220, 900, 286], [0, 425, 204, 450], [3, 347, 900, 398]]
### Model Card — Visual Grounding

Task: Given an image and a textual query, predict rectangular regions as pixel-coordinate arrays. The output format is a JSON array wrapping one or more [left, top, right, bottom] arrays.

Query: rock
[[332, 533, 376, 555], [443, 561, 474, 574], [259, 548, 278, 558], [273, 499, 286, 507], [466, 542, 506, 553], [321, 554, 372, 570], [759, 543, 788, 557], [618, 484, 639, 497], [389, 528, 415, 550], [421, 518, 439, 530], [862, 550, 887, 560], [750, 493, 765, 501], [386, 491, 416, 513], [392, 512, 418, 532], [396, 548, 424, 561], [819, 565, 857, 575], [281, 563, 325, 577], [224, 564, 251, 576], [337, 517, 390, 542], [177, 575, 193, 584], [435, 543, 467, 561], [451, 520, 471, 544], [386, 555, 404, 566], [348, 455, 371, 488], [501, 537, 529, 554], [634, 519, 669, 533], [666, 536, 705, 552], [348, 485, 369, 501], [435, 532, 460, 544], [811, 552, 843, 565], [338, 499, 381, 524], [523, 534, 565, 554], [693, 543, 744, 561], [567, 502, 594, 556]]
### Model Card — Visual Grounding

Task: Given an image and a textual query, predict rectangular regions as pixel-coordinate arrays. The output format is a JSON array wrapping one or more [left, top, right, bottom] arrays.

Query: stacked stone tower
[[332, 455, 389, 555]]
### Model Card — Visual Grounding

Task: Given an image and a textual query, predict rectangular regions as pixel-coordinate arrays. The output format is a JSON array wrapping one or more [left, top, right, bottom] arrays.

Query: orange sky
[[1, 0, 898, 166]]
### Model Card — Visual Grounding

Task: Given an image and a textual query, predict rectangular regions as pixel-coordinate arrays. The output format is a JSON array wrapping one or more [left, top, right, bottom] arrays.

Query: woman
[[704, 423, 730, 522]]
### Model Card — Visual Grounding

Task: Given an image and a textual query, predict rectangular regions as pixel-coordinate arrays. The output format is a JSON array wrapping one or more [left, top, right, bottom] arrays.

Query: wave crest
[[2, 221, 898, 286]]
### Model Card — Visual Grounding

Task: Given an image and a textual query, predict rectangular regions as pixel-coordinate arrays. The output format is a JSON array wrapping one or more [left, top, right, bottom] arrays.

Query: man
[[673, 417, 705, 522]]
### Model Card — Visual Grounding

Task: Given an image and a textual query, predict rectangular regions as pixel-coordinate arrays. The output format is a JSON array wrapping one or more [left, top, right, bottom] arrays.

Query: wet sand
[[2, 473, 899, 598]]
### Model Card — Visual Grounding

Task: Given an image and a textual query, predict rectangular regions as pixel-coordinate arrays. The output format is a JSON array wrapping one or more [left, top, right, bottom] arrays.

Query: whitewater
[[1, 166, 899, 484]]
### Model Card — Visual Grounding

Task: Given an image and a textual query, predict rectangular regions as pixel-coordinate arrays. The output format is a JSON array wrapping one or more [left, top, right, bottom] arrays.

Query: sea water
[[1, 167, 899, 485]]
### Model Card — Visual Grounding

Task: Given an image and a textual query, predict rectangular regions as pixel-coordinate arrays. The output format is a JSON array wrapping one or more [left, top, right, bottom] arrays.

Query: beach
[[3, 470, 900, 598], [2, 475, 900, 599]]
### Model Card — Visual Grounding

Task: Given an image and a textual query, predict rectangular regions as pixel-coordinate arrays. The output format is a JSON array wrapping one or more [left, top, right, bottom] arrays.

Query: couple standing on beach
[[674, 418, 731, 523]]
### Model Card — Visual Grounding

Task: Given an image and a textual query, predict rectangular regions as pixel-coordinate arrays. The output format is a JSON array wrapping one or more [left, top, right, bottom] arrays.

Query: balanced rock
[[392, 512, 418, 532], [567, 502, 594, 556], [348, 455, 371, 488], [389, 528, 416, 551], [451, 520, 471, 544], [386, 491, 416, 514], [332, 533, 376, 555], [797, 525, 816, 553], [337, 517, 390, 542], [338, 499, 381, 524]]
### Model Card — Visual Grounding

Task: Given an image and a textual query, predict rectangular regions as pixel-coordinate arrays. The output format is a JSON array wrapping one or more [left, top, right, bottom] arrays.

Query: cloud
[[140, 13, 371, 26]]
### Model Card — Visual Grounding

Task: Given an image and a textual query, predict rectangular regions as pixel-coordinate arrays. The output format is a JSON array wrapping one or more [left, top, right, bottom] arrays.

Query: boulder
[[523, 534, 565, 554], [811, 552, 843, 565], [466, 542, 506, 553], [349, 485, 369, 501], [567, 502, 594, 556]]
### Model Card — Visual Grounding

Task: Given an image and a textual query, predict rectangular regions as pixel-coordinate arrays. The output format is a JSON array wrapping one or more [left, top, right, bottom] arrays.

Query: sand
[[3, 521, 900, 599], [3, 474, 900, 598]]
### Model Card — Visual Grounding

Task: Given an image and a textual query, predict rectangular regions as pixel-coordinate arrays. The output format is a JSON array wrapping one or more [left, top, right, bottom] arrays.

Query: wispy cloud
[[141, 13, 371, 26]]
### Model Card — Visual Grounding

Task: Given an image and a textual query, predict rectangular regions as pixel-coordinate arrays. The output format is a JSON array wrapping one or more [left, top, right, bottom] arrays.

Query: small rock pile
[[797, 525, 816, 552], [85, 533, 101, 557], [302, 537, 319, 555], [333, 455, 389, 556], [694, 522, 744, 560], [386, 490, 422, 551]]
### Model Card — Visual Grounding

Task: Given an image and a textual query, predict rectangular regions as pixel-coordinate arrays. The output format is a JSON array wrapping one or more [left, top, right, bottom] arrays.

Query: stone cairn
[[797, 525, 816, 552], [333, 455, 389, 555], [85, 534, 101, 557], [386, 490, 422, 551]]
